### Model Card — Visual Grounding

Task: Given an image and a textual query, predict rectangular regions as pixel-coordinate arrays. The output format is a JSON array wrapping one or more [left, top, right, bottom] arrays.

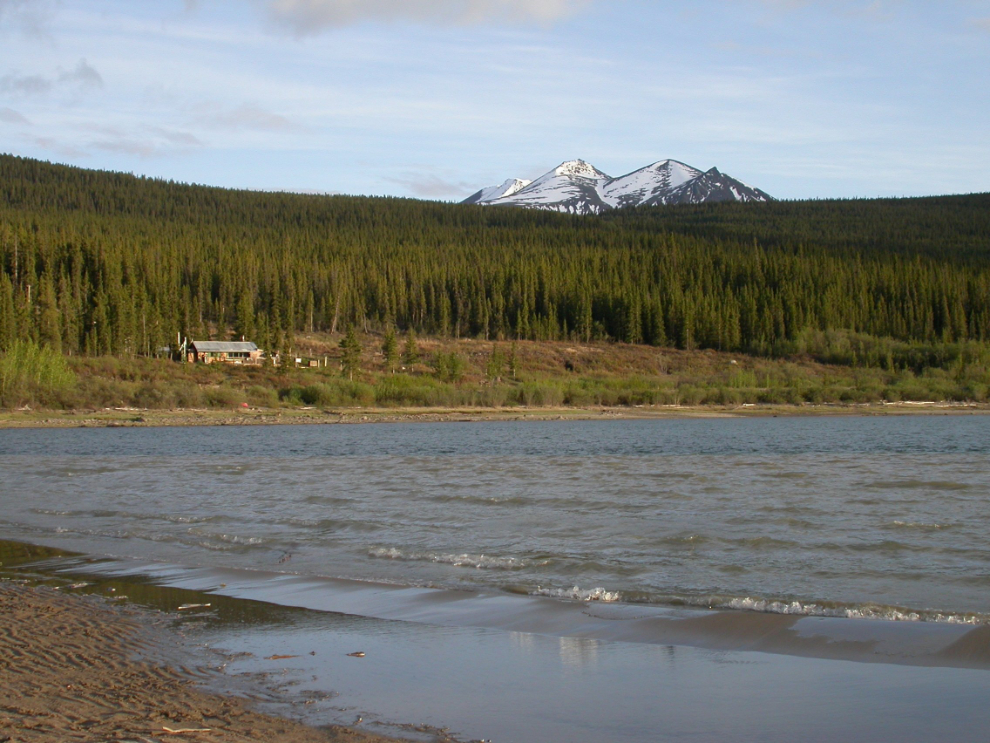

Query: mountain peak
[[462, 177, 532, 205], [552, 160, 610, 180], [463, 158, 771, 213]]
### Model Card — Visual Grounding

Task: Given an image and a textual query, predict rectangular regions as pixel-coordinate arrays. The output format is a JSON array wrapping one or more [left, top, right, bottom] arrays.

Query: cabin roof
[[189, 341, 259, 353]]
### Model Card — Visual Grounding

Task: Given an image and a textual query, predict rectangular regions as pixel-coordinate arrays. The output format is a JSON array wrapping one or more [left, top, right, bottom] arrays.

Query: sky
[[1, 0, 989, 201]]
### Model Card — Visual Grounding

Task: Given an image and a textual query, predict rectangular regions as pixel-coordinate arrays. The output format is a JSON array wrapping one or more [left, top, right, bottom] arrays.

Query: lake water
[[2, 416, 989, 623], [5, 417, 990, 742]]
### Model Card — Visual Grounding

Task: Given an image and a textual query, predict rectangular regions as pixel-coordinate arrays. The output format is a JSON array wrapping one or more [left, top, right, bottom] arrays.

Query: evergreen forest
[[2, 152, 990, 410]]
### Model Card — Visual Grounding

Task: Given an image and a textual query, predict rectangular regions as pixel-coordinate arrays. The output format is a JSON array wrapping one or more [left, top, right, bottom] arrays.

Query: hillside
[[1, 153, 989, 412]]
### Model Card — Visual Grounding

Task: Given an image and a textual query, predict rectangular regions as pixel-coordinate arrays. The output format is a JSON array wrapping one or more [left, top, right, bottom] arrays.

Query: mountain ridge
[[463, 158, 772, 214]]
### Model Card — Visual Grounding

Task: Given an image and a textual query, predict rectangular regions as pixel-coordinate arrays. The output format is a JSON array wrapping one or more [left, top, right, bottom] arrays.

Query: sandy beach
[[0, 582, 404, 743], [0, 400, 987, 429]]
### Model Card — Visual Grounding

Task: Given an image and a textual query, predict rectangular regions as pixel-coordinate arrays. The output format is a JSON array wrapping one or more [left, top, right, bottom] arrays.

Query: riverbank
[[0, 581, 411, 743], [0, 400, 987, 428]]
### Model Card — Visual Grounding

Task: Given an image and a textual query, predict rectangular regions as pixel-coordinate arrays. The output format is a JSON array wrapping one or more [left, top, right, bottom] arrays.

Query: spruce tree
[[402, 329, 420, 369], [382, 325, 398, 374], [340, 326, 361, 380]]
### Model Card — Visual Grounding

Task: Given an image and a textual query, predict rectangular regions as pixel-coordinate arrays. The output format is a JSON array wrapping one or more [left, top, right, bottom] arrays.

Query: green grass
[[2, 332, 989, 413]]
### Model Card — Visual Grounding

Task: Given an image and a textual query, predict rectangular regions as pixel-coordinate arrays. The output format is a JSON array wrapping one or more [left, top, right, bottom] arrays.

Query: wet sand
[[0, 582, 403, 743], [0, 400, 987, 428], [5, 547, 990, 743]]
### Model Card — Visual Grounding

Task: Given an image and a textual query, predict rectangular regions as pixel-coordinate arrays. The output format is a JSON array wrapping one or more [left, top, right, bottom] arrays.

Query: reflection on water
[[558, 636, 599, 671]]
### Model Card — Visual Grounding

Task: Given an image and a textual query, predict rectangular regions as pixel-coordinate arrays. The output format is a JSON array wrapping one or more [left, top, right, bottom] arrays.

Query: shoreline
[[6, 541, 990, 743], [1, 400, 988, 428], [0, 581, 409, 743]]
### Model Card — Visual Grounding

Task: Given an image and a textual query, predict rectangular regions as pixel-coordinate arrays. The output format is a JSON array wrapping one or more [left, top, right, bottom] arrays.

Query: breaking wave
[[531, 585, 623, 602], [369, 547, 532, 571]]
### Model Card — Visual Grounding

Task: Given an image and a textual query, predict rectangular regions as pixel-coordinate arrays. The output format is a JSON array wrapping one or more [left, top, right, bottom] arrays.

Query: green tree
[[402, 329, 420, 368], [432, 351, 465, 383], [235, 289, 255, 342], [382, 325, 398, 373], [340, 326, 362, 380], [0, 273, 16, 351], [485, 344, 505, 384]]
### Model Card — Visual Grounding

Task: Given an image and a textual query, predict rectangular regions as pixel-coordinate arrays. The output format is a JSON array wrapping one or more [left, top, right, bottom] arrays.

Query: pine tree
[[340, 326, 361, 380], [0, 273, 16, 351], [402, 329, 420, 369], [382, 325, 398, 374], [485, 344, 505, 384]]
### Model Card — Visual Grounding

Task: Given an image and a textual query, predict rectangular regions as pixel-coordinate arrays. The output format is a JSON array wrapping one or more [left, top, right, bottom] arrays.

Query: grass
[[1, 331, 989, 414]]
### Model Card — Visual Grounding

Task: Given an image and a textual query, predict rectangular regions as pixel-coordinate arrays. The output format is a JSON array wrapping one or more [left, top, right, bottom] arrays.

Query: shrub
[[0, 341, 75, 408]]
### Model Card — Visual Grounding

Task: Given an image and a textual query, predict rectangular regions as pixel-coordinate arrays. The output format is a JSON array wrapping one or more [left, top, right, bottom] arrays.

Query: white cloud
[[971, 17, 990, 32], [260, 0, 590, 34]]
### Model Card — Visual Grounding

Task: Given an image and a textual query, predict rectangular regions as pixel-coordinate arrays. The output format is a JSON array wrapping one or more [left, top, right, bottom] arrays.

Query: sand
[[0, 400, 987, 429], [0, 582, 403, 743]]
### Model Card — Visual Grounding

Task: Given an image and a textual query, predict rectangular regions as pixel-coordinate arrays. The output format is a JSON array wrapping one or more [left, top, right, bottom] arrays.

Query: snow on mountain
[[601, 160, 704, 209], [662, 167, 773, 205], [490, 160, 612, 215], [462, 158, 771, 213], [462, 178, 532, 205]]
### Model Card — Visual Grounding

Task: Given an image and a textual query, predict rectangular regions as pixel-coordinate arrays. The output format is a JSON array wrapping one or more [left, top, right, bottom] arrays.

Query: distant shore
[[1, 401, 988, 428]]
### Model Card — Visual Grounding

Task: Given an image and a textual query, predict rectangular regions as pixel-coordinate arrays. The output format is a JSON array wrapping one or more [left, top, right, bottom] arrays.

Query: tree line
[[2, 153, 989, 364]]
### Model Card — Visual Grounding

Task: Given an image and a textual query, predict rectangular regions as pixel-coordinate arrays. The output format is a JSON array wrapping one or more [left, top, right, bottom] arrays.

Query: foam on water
[[719, 596, 989, 625], [532, 585, 623, 602], [369, 546, 532, 570]]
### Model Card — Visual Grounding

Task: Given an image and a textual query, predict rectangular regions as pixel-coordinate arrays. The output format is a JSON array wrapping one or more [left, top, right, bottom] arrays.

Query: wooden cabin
[[187, 340, 263, 365]]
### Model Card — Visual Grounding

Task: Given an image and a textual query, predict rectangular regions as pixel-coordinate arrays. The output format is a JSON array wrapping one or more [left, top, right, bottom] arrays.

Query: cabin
[[187, 340, 263, 365]]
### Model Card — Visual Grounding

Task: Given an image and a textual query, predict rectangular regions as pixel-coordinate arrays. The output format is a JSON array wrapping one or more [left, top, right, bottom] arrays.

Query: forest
[[1, 152, 989, 409]]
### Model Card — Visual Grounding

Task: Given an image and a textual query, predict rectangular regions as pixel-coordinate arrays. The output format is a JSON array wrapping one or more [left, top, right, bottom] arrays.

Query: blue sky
[[1, 0, 989, 200]]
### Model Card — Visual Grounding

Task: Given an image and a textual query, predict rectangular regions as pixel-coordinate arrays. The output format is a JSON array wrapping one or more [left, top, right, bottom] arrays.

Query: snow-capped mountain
[[462, 178, 532, 205], [463, 159, 772, 214]]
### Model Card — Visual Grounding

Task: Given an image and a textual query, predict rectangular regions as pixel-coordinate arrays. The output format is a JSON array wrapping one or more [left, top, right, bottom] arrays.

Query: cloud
[[193, 103, 301, 132], [260, 0, 590, 34], [0, 106, 30, 125], [148, 127, 204, 148], [58, 59, 104, 89], [970, 17, 990, 32], [0, 72, 51, 95], [0, 0, 55, 38], [386, 172, 475, 198], [0, 59, 103, 97]]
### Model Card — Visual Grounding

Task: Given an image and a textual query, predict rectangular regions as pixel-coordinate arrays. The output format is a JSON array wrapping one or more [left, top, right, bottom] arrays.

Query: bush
[[432, 352, 466, 383], [515, 382, 564, 407], [204, 387, 244, 407], [0, 341, 75, 408], [247, 385, 278, 407]]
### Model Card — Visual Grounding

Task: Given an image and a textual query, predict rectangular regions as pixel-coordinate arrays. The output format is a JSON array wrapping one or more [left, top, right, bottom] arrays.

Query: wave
[[889, 520, 953, 531], [713, 596, 986, 625], [368, 546, 533, 571], [531, 585, 623, 602], [519, 585, 989, 624]]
